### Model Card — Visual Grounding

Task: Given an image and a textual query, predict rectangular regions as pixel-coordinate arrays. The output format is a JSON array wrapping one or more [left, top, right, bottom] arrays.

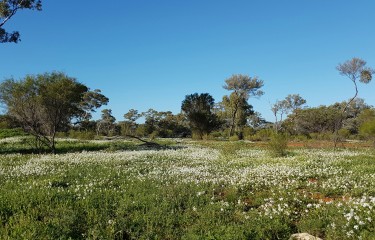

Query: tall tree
[[271, 100, 289, 133], [181, 93, 221, 139], [223, 74, 264, 138], [337, 58, 374, 113], [96, 109, 116, 136], [334, 58, 374, 146], [0, 0, 42, 43], [0, 72, 108, 153], [222, 94, 254, 138]]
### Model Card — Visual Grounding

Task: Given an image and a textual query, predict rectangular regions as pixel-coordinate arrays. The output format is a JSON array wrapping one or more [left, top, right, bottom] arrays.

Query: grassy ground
[[0, 137, 374, 239]]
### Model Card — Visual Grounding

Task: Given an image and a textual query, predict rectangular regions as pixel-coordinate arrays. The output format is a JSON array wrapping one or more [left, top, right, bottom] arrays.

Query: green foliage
[[337, 58, 374, 85], [149, 130, 158, 140], [242, 126, 255, 140], [96, 109, 116, 136], [268, 133, 288, 157], [338, 128, 351, 140], [357, 108, 375, 145], [0, 72, 108, 153], [293, 134, 310, 142], [223, 74, 264, 98], [68, 130, 96, 140], [0, 0, 42, 43], [289, 105, 341, 135], [359, 119, 375, 143], [181, 93, 221, 139], [222, 74, 263, 138], [249, 128, 272, 141], [228, 135, 239, 141], [135, 124, 147, 137], [208, 131, 223, 139], [0, 128, 25, 139], [140, 109, 189, 138], [272, 94, 306, 133], [222, 93, 254, 138], [309, 132, 333, 141]]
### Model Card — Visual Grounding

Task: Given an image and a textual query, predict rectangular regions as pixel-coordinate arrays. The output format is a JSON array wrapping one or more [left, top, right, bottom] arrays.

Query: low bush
[[229, 135, 239, 141], [249, 129, 273, 141], [68, 130, 96, 140], [268, 133, 288, 157], [0, 128, 26, 139]]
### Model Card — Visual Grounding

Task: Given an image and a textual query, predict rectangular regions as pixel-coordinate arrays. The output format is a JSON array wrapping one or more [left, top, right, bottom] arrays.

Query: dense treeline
[[2, 94, 375, 145], [1, 58, 375, 152]]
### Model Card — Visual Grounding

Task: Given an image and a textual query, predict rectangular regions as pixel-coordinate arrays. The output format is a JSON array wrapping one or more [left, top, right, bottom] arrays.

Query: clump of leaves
[[268, 133, 288, 157]]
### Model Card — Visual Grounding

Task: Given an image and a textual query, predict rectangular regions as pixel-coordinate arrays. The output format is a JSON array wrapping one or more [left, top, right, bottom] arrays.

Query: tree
[[222, 93, 254, 138], [0, 72, 108, 153], [271, 100, 288, 133], [96, 109, 116, 136], [0, 0, 42, 43], [146, 111, 189, 138], [337, 58, 374, 113], [223, 74, 264, 138], [334, 57, 374, 146], [0, 113, 18, 129], [124, 109, 141, 123], [333, 98, 371, 134], [181, 93, 221, 139], [141, 108, 160, 135], [272, 94, 306, 133], [247, 111, 267, 130], [79, 89, 109, 121], [284, 94, 306, 112], [289, 105, 341, 136], [120, 109, 141, 136]]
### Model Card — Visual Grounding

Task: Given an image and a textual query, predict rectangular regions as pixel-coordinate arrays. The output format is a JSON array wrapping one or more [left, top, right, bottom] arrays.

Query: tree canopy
[[0, 72, 108, 152], [0, 0, 42, 43], [337, 57, 374, 112], [181, 93, 221, 139]]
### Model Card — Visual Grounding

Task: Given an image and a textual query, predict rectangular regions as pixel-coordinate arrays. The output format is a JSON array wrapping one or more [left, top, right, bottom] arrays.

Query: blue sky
[[2, 0, 375, 122]]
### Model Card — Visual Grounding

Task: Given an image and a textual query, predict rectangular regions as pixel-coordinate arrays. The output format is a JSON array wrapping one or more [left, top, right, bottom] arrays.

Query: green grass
[[0, 137, 375, 239]]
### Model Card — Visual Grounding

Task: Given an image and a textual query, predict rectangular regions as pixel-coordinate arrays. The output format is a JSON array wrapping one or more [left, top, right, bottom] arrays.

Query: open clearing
[[1, 138, 375, 239]]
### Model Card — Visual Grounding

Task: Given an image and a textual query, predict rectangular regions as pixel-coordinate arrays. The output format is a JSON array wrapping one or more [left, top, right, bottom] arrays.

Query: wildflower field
[[0, 138, 375, 239]]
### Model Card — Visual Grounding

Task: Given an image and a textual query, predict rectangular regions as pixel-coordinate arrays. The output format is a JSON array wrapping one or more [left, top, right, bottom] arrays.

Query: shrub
[[309, 132, 333, 141], [250, 129, 272, 141], [0, 128, 26, 139], [209, 131, 222, 139], [243, 127, 256, 140], [338, 128, 351, 140], [359, 119, 375, 145], [268, 133, 288, 157], [292, 134, 309, 142], [229, 135, 239, 141], [68, 130, 96, 140]]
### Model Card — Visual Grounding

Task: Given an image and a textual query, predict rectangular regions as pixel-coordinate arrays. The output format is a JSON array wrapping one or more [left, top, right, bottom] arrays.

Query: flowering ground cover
[[0, 138, 374, 239]]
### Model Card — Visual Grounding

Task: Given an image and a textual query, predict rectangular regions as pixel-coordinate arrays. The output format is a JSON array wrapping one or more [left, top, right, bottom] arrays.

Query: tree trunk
[[334, 79, 358, 149]]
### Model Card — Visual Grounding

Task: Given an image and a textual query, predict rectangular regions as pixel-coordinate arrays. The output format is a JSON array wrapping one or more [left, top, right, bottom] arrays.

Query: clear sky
[[2, 0, 375, 122]]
